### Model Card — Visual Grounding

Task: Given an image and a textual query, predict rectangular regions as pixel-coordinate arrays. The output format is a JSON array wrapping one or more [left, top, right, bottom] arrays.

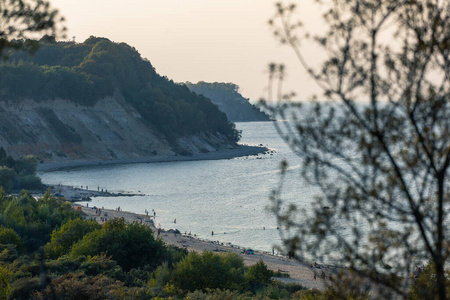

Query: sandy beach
[[39, 145, 330, 291], [75, 204, 328, 291]]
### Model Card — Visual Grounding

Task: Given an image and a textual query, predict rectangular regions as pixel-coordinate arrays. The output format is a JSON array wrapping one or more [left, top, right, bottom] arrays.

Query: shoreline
[[77, 204, 327, 290], [37, 144, 269, 172], [37, 143, 329, 290]]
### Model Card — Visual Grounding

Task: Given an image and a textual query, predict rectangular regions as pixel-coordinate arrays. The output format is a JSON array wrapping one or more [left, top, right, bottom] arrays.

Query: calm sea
[[39, 121, 321, 253]]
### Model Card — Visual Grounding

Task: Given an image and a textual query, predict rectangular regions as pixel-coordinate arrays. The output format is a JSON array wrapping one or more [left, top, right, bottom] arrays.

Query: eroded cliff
[[0, 93, 235, 163]]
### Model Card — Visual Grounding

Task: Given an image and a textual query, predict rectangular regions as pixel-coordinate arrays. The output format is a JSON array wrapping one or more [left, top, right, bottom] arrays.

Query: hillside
[[0, 37, 241, 162], [185, 81, 271, 122]]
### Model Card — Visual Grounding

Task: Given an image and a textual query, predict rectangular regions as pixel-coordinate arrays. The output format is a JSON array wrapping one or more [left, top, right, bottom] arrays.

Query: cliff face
[[0, 93, 235, 163]]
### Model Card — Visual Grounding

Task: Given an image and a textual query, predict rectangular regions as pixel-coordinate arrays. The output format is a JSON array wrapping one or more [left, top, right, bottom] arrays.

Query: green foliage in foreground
[[171, 252, 247, 292], [0, 189, 317, 299], [44, 218, 101, 259], [0, 189, 443, 299], [70, 218, 167, 272], [0, 37, 240, 143]]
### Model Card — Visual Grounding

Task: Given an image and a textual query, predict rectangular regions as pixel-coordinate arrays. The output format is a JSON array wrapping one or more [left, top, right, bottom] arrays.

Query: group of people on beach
[[93, 206, 108, 222], [311, 262, 334, 281], [145, 209, 156, 218]]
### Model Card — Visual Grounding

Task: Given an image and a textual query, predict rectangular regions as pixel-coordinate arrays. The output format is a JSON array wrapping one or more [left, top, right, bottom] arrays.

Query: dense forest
[[185, 81, 270, 122], [0, 36, 240, 143]]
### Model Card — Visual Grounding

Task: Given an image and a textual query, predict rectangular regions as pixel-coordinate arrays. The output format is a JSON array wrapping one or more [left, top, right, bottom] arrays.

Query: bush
[[0, 167, 15, 193], [186, 288, 251, 300], [17, 175, 42, 190], [34, 273, 124, 299], [171, 252, 246, 292], [8, 276, 40, 300], [70, 218, 165, 271], [0, 266, 11, 300], [44, 218, 101, 259], [245, 260, 273, 290], [0, 226, 23, 252]]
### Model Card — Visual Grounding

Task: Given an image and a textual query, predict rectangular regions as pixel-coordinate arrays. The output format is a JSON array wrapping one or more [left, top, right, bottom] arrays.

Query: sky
[[50, 1, 325, 102]]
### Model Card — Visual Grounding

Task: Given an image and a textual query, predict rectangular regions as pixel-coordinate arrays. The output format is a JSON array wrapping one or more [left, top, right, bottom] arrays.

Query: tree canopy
[[265, 1, 449, 299], [0, 37, 240, 143], [0, 148, 41, 193]]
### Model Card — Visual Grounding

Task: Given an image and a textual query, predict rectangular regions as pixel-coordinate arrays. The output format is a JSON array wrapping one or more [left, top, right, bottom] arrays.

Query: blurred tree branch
[[0, 0, 65, 59], [263, 1, 449, 298]]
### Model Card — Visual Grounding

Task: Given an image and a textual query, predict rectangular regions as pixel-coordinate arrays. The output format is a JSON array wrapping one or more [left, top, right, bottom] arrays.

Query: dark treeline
[[0, 36, 240, 143], [185, 81, 271, 122], [0, 148, 41, 193]]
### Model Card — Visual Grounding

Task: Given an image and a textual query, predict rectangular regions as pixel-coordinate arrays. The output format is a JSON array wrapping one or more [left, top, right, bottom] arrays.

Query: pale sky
[[51, 0, 325, 102]]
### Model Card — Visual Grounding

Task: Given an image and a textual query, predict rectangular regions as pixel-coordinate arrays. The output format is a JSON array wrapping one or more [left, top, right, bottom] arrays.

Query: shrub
[[44, 218, 100, 259], [17, 175, 42, 190], [0, 226, 23, 252], [70, 218, 165, 271], [34, 273, 124, 299], [171, 251, 246, 292], [245, 260, 273, 290], [0, 167, 15, 193]]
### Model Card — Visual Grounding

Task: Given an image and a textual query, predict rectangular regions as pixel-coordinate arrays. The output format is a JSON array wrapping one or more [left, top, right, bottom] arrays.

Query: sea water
[[39, 121, 321, 253]]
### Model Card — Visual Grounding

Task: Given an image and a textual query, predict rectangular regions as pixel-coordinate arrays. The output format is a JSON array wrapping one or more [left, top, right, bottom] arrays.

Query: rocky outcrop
[[0, 93, 236, 163]]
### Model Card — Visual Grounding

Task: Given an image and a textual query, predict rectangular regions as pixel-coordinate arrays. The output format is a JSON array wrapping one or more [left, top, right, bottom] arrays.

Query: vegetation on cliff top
[[0, 36, 240, 143], [186, 81, 271, 122]]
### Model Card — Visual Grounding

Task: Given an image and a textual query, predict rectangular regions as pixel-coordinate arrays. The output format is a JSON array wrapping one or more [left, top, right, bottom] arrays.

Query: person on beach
[[211, 231, 214, 236], [313, 271, 317, 280]]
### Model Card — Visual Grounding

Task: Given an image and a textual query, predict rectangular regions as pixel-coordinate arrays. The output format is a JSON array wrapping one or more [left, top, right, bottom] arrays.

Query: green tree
[[34, 273, 124, 300], [44, 218, 101, 259], [265, 1, 449, 299], [0, 0, 65, 59], [0, 266, 11, 300], [245, 260, 273, 291], [0, 226, 23, 252], [0, 166, 15, 193], [70, 218, 165, 271], [14, 155, 38, 176], [171, 251, 246, 292]]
